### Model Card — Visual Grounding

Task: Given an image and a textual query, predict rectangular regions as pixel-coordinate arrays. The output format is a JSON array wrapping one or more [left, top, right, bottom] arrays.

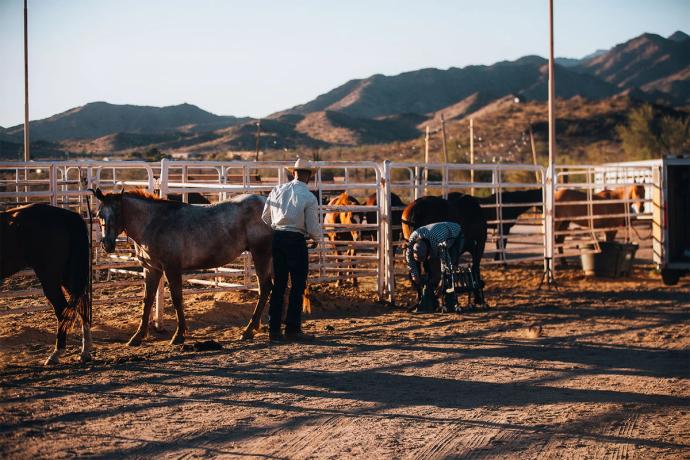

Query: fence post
[[495, 164, 506, 263], [49, 164, 57, 206], [382, 161, 394, 302], [543, 164, 556, 278], [159, 158, 169, 198]]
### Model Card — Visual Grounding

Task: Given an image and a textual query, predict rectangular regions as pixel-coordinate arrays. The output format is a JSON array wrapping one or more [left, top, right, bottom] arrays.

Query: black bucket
[[580, 242, 639, 277]]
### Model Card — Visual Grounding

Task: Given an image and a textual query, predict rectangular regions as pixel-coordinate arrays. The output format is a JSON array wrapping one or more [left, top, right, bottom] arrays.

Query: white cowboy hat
[[291, 158, 315, 172]]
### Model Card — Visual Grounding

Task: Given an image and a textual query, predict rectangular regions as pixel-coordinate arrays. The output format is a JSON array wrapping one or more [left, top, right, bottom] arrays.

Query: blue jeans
[[268, 231, 308, 336]]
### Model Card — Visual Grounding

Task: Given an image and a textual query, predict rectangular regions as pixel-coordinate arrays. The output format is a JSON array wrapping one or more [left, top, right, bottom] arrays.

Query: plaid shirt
[[406, 221, 463, 279]]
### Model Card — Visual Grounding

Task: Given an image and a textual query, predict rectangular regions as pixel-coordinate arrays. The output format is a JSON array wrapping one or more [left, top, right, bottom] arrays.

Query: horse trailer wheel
[[661, 269, 681, 286]]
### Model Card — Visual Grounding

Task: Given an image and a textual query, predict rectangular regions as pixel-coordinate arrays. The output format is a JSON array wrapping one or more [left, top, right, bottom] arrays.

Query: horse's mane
[[125, 189, 164, 200], [109, 188, 188, 206]]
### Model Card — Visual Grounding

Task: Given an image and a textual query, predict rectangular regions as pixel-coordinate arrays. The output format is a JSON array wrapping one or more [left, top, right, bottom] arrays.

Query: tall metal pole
[[440, 113, 448, 164], [254, 119, 261, 161], [23, 0, 30, 162], [528, 121, 539, 182], [540, 0, 557, 288], [423, 125, 430, 193], [470, 118, 475, 195]]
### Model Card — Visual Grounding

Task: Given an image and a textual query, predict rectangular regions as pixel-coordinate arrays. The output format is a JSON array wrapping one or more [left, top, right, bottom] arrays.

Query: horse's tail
[[62, 216, 91, 330]]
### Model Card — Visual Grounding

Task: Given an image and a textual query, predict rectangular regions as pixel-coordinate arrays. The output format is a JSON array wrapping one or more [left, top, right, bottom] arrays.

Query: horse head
[[326, 192, 362, 242], [89, 188, 124, 253], [629, 184, 646, 214]]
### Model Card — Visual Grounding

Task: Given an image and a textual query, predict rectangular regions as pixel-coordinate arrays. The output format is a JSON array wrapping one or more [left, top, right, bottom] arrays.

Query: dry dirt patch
[[1, 266, 689, 459]]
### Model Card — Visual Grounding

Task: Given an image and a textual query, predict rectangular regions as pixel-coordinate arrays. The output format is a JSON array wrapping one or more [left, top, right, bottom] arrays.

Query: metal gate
[[1, 160, 385, 318], [380, 161, 546, 300]]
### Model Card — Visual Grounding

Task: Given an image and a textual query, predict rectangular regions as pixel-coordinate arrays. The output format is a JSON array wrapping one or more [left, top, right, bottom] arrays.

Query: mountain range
[[1, 30, 688, 160]]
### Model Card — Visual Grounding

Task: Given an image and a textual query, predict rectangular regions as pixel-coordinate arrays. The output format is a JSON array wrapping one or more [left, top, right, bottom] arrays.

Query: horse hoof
[[170, 334, 185, 345], [240, 330, 254, 341], [44, 354, 59, 366], [127, 336, 143, 347], [79, 352, 92, 363]]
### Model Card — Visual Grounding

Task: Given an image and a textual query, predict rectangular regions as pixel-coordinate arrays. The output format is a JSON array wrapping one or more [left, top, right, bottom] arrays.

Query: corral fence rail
[[1, 158, 660, 314]]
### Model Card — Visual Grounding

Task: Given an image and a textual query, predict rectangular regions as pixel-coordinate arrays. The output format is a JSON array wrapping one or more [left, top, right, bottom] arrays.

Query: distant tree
[[128, 147, 170, 162], [617, 105, 690, 159]]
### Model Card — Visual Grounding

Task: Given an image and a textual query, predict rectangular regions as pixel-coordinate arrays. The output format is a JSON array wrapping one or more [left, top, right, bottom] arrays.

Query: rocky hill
[[2, 30, 688, 160]]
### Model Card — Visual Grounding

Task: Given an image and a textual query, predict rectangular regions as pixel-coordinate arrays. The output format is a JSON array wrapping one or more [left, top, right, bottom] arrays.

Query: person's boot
[[414, 286, 436, 313], [269, 332, 288, 344], [285, 330, 316, 342]]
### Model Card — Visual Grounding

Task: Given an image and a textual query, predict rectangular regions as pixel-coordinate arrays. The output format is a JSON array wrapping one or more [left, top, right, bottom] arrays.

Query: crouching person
[[406, 221, 464, 313]]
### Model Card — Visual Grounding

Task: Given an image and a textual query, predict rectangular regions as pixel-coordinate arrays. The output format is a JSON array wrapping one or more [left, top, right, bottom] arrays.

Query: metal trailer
[[650, 157, 690, 285]]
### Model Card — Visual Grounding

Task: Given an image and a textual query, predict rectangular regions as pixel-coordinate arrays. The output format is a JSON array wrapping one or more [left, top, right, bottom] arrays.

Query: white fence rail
[[1, 159, 658, 312]]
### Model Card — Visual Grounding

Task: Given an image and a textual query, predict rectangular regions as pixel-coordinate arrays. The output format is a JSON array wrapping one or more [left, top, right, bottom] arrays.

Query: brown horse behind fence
[[324, 192, 363, 287], [363, 191, 406, 242], [555, 184, 646, 254]]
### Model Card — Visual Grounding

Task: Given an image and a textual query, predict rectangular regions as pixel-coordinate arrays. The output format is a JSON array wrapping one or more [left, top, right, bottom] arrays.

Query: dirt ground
[[1, 265, 689, 459]]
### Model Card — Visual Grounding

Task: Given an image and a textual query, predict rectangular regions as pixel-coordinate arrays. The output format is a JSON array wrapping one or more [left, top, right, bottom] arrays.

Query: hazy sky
[[1, 0, 688, 127]]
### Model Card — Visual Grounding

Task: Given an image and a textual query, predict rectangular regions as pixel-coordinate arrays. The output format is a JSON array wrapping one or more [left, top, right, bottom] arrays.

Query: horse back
[[1, 204, 89, 297], [447, 192, 487, 246]]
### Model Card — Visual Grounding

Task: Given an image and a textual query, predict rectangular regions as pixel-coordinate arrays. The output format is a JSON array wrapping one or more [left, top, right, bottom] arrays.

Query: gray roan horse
[[91, 188, 273, 345]]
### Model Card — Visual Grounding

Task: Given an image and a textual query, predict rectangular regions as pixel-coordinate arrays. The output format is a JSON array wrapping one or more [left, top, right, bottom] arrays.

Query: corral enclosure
[[0, 158, 659, 312], [1, 159, 688, 459]]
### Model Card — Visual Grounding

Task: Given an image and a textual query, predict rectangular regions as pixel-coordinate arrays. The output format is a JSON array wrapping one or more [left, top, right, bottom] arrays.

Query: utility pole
[[540, 0, 557, 288], [23, 0, 30, 162], [254, 119, 261, 161], [528, 121, 539, 182], [469, 118, 475, 195], [440, 114, 448, 164], [423, 125, 430, 191]]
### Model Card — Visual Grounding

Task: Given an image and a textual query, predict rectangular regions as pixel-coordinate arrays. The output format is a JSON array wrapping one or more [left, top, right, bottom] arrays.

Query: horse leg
[[80, 319, 93, 363], [555, 221, 569, 267], [127, 268, 163, 346], [500, 223, 511, 267], [241, 245, 274, 340], [471, 244, 487, 308], [166, 270, 186, 345], [334, 248, 343, 288], [39, 279, 70, 365], [349, 247, 358, 288]]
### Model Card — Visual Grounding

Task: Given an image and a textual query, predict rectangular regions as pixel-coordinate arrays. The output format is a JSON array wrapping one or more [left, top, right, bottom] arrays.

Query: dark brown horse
[[478, 189, 543, 260], [363, 191, 406, 242], [1, 204, 91, 365], [401, 193, 488, 306], [324, 192, 363, 287], [91, 188, 273, 344]]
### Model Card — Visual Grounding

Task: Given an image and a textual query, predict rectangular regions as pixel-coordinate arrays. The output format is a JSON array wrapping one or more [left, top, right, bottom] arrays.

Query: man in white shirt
[[262, 159, 322, 342]]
